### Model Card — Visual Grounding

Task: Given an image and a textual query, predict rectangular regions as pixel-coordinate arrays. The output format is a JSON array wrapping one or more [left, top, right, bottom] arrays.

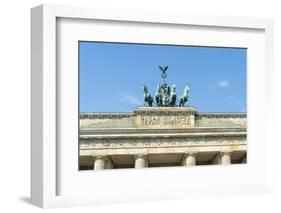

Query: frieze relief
[[80, 136, 246, 150]]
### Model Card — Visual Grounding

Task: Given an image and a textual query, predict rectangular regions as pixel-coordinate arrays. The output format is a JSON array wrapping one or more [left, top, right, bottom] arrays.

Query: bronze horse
[[179, 85, 189, 107], [143, 85, 153, 107]]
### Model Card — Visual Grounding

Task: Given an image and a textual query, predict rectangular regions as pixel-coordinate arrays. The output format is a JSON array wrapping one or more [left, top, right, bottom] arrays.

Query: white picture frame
[[31, 4, 274, 208]]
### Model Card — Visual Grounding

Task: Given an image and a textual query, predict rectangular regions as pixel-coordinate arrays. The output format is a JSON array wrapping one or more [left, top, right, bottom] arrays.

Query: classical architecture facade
[[79, 107, 247, 170]]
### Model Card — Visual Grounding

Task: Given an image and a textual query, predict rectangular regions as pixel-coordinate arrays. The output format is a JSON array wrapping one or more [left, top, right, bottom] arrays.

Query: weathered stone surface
[[79, 109, 247, 169], [220, 152, 232, 165], [79, 111, 246, 129], [134, 154, 148, 168], [196, 113, 246, 128], [80, 117, 135, 129], [182, 153, 197, 166]]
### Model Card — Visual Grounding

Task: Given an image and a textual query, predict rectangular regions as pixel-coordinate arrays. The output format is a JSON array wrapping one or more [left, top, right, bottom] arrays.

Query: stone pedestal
[[134, 107, 197, 129], [134, 154, 148, 168]]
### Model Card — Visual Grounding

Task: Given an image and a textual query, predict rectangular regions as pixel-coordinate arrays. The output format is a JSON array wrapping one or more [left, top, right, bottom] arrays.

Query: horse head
[[184, 85, 190, 95]]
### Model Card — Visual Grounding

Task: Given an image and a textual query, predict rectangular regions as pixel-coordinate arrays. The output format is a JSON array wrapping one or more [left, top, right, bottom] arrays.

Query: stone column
[[220, 152, 232, 165], [134, 154, 148, 169], [93, 156, 107, 170], [182, 153, 197, 166]]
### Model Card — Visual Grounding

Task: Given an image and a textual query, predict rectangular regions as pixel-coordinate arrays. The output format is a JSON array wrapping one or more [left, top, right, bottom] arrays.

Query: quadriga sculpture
[[142, 66, 190, 107]]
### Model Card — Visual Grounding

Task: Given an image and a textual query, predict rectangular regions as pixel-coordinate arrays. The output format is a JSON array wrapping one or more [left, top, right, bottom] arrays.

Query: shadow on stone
[[18, 196, 31, 204]]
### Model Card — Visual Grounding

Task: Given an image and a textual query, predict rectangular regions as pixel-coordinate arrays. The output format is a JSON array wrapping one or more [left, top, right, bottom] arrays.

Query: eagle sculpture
[[159, 65, 168, 79]]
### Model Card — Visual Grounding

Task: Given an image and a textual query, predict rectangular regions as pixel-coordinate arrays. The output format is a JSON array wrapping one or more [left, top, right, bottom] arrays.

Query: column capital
[[182, 152, 197, 166], [92, 155, 108, 161], [134, 154, 148, 168], [183, 152, 198, 157], [134, 154, 148, 160], [93, 155, 108, 170], [220, 151, 233, 156]]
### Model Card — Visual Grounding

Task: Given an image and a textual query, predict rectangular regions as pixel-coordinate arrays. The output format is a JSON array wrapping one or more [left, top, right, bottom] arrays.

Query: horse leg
[[156, 96, 159, 106], [148, 96, 152, 106]]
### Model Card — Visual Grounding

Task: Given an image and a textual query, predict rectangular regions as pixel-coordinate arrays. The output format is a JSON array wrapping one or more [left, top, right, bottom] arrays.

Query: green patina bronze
[[143, 66, 190, 107]]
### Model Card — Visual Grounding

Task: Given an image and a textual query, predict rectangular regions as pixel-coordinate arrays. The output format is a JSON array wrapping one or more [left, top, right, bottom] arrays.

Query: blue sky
[[79, 41, 246, 112]]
